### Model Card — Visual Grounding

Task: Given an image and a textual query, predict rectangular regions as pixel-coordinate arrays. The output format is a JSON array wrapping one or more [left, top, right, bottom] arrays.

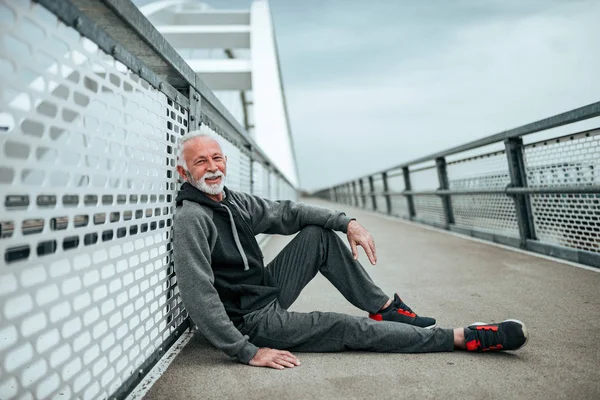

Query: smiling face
[[176, 136, 228, 201]]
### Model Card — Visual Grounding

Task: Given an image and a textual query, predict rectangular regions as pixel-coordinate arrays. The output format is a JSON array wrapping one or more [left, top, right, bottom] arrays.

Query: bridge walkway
[[143, 198, 600, 399]]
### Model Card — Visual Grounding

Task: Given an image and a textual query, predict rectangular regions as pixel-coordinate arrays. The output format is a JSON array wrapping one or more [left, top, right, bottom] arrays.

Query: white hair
[[176, 125, 224, 170]]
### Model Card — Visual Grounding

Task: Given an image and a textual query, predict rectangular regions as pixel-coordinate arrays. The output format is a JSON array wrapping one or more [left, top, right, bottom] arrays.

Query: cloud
[[282, 1, 600, 190]]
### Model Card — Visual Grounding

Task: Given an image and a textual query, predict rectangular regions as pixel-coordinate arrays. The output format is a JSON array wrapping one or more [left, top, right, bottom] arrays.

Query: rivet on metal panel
[[158, 82, 164, 90], [138, 369, 144, 376]]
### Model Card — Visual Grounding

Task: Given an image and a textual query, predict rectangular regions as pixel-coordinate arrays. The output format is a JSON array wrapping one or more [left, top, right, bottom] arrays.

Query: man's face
[[177, 137, 227, 195]]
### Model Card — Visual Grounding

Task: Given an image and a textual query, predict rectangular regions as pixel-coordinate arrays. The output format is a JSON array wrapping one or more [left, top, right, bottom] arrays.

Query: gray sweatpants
[[238, 226, 454, 353]]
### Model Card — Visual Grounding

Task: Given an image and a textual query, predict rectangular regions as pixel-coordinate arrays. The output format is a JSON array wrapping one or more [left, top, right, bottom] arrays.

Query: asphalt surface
[[144, 198, 600, 400]]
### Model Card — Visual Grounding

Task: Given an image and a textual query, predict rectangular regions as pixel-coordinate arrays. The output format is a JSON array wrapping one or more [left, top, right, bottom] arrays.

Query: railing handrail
[[316, 101, 600, 191], [39, 0, 295, 189]]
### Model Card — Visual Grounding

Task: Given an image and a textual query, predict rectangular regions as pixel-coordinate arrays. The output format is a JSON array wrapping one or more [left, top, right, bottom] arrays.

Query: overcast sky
[[144, 0, 600, 191]]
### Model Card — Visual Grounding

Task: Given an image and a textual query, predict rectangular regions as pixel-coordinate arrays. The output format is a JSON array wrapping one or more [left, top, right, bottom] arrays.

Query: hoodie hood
[[176, 182, 229, 208]]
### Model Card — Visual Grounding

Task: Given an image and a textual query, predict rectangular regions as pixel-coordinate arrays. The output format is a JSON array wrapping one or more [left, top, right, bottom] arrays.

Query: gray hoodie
[[173, 183, 353, 363]]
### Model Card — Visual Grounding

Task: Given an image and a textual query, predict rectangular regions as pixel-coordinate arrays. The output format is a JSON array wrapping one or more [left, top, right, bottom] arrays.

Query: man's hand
[[249, 348, 301, 370], [346, 220, 377, 265]]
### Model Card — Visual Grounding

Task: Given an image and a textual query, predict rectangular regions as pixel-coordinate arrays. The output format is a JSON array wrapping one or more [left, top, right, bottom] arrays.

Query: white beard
[[188, 170, 225, 195]]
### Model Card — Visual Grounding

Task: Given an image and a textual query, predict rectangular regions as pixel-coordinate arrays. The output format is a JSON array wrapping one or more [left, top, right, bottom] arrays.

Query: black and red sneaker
[[465, 319, 528, 352], [369, 294, 437, 329]]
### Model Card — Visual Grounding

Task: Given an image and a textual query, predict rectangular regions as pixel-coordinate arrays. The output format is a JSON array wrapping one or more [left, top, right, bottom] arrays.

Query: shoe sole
[[424, 323, 437, 330], [471, 319, 528, 350]]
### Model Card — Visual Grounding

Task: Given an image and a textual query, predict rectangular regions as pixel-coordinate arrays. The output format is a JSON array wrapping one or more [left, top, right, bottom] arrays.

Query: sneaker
[[369, 293, 437, 329], [465, 319, 528, 352]]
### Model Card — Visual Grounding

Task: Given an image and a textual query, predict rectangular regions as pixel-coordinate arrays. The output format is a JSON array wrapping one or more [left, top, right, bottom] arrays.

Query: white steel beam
[[173, 11, 250, 26], [147, 11, 250, 26], [157, 25, 250, 48], [188, 59, 252, 90]]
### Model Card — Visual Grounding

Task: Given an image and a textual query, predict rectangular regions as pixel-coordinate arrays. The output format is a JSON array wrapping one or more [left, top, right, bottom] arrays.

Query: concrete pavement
[[143, 198, 600, 400]]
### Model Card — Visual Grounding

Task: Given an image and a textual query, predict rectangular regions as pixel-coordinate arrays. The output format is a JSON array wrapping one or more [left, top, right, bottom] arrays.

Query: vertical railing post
[[333, 186, 338, 203], [346, 183, 352, 205], [402, 167, 416, 219], [505, 137, 536, 247], [382, 172, 392, 215], [188, 87, 202, 131], [352, 181, 358, 207], [247, 145, 254, 195], [368, 176, 377, 211], [435, 157, 454, 228], [265, 164, 271, 200], [359, 179, 366, 208]]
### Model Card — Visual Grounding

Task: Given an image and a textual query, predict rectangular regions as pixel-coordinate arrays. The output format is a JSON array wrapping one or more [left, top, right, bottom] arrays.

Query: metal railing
[[314, 102, 600, 269], [0, 0, 296, 399]]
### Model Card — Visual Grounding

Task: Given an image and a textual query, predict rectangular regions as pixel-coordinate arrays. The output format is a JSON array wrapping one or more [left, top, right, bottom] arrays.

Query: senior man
[[173, 131, 528, 370]]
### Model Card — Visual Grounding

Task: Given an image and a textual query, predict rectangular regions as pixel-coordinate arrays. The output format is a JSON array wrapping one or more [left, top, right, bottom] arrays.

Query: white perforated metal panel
[[524, 130, 600, 188], [447, 151, 519, 235], [362, 181, 373, 211], [251, 161, 267, 198], [239, 152, 252, 194], [385, 171, 409, 218], [269, 171, 278, 200], [340, 184, 351, 207], [447, 151, 510, 190], [451, 195, 519, 237], [412, 196, 445, 225], [390, 196, 410, 218], [409, 166, 444, 224], [372, 177, 385, 212], [528, 194, 599, 253], [0, 1, 188, 398], [524, 130, 600, 253]]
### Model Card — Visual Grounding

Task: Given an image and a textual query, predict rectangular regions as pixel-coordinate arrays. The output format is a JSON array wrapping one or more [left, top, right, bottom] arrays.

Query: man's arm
[[236, 194, 353, 236], [235, 193, 377, 265], [173, 205, 258, 364]]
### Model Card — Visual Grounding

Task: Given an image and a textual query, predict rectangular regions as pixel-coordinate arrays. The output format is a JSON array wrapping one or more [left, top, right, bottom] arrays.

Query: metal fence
[[0, 0, 296, 399], [314, 103, 600, 269]]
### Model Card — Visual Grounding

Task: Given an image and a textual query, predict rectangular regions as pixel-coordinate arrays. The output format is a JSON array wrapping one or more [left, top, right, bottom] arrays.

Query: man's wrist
[[341, 216, 356, 233], [237, 342, 260, 364]]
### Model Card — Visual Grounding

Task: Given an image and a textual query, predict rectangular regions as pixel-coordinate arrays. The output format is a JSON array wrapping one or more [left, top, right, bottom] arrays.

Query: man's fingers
[[275, 358, 296, 368], [350, 241, 359, 260], [282, 355, 301, 365], [362, 241, 376, 265], [279, 351, 301, 365], [267, 361, 284, 370], [370, 239, 377, 263]]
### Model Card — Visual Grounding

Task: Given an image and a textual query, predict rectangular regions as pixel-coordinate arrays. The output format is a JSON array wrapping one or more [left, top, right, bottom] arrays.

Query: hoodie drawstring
[[221, 204, 250, 271]]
